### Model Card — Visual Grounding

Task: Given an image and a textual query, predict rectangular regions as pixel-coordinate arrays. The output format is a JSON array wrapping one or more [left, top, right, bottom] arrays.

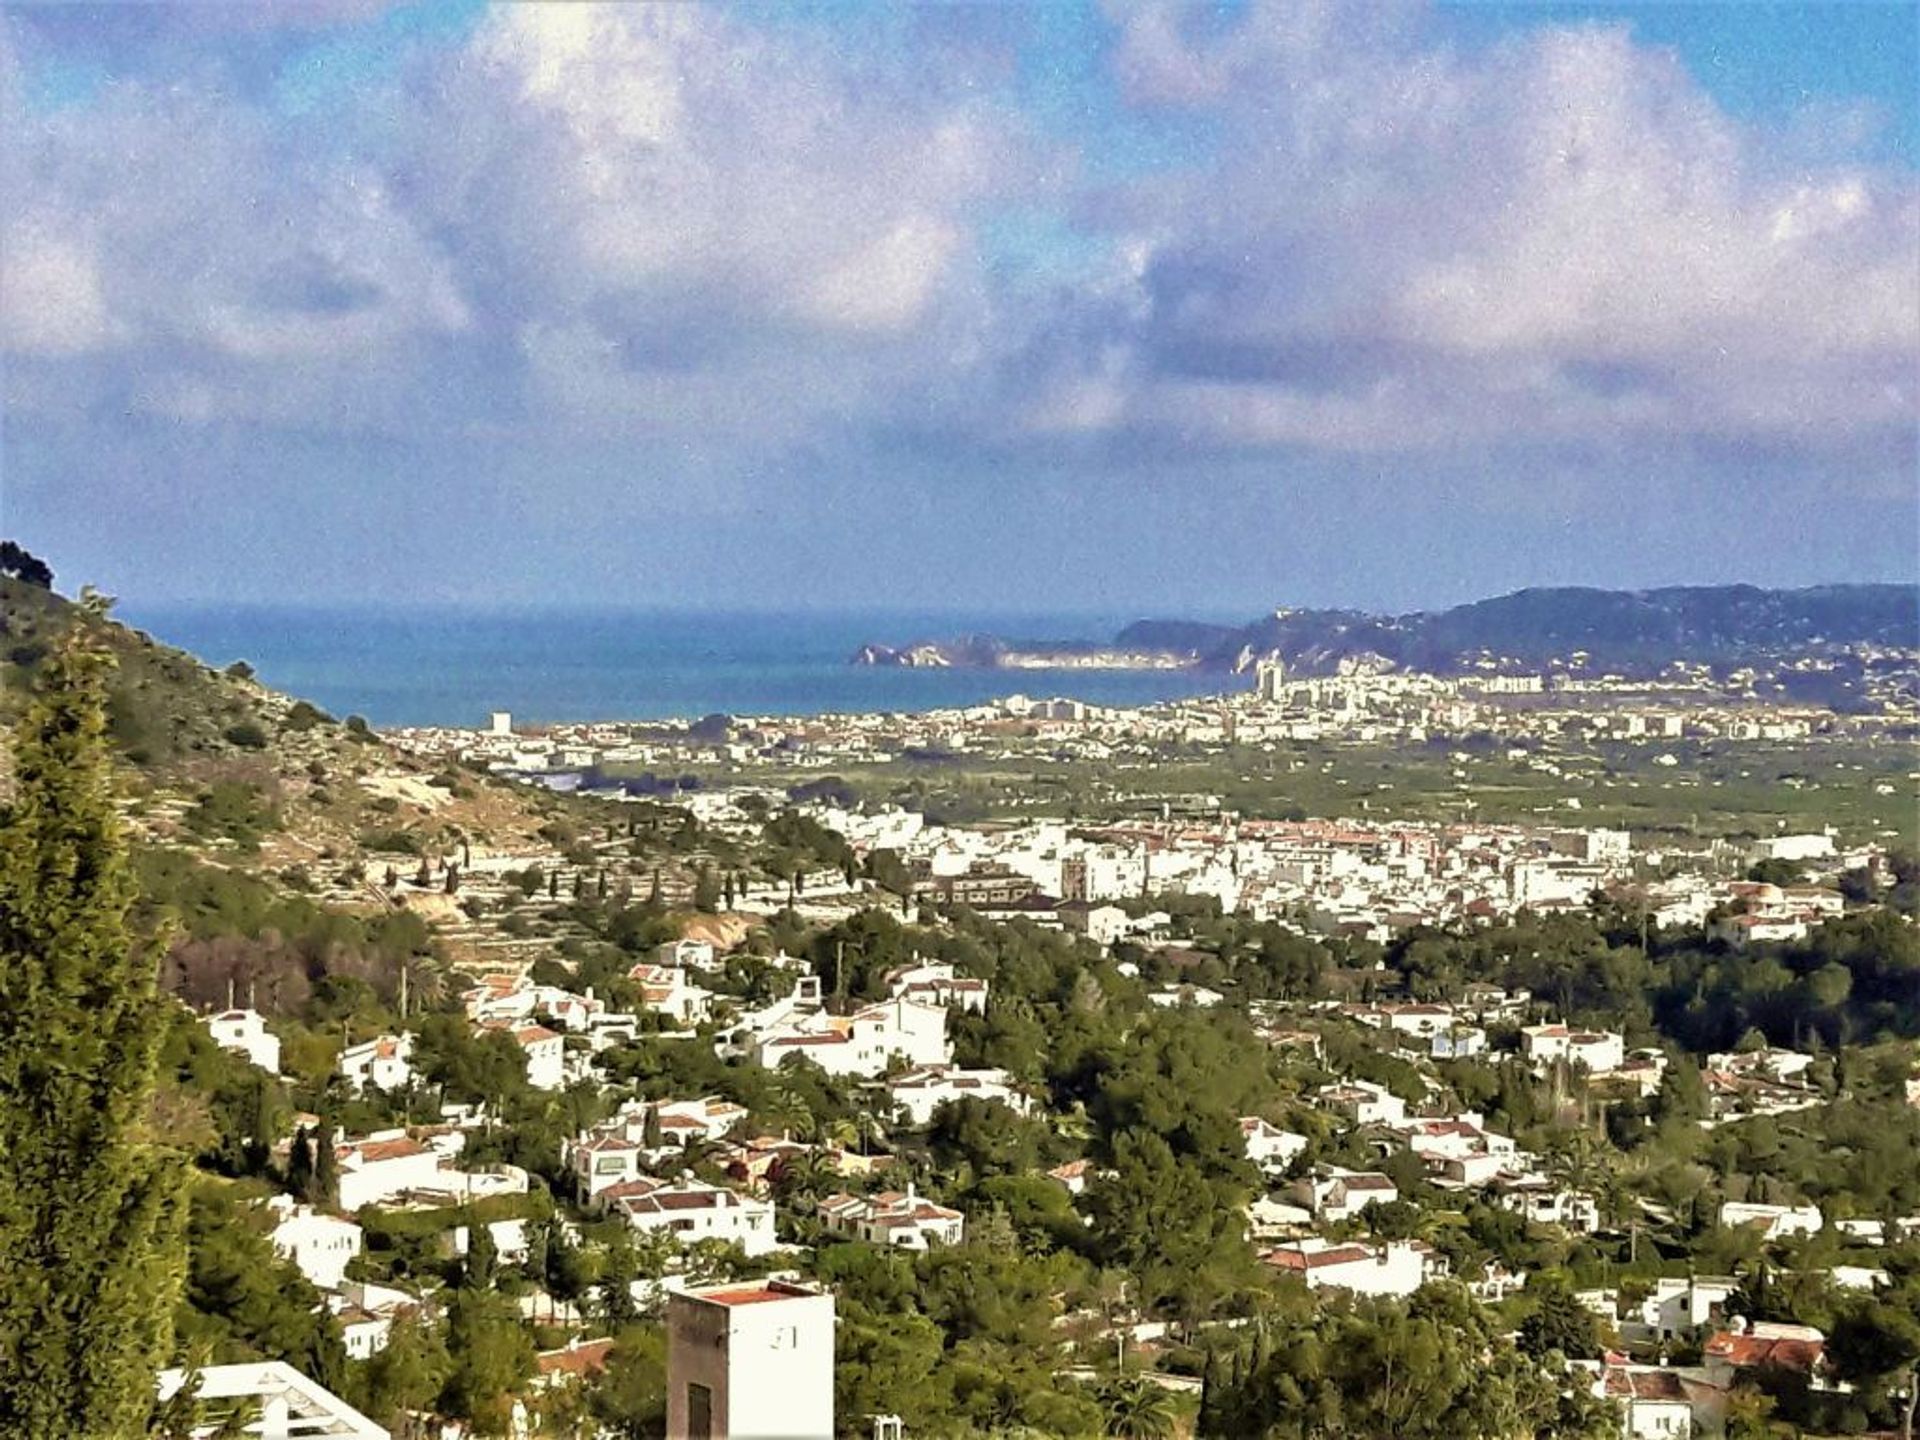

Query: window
[[686, 1382, 712, 1440]]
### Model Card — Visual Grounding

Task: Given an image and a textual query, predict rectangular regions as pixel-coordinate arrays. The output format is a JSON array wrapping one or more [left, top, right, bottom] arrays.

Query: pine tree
[[0, 607, 187, 1436], [313, 1120, 339, 1208]]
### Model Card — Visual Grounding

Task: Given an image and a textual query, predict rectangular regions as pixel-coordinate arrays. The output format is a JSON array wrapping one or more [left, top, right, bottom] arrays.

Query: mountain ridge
[[853, 583, 1920, 677]]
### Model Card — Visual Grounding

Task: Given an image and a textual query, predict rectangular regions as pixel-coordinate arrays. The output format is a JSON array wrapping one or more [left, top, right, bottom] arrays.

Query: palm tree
[[820, 1116, 859, 1154], [1101, 1378, 1177, 1440], [764, 1086, 817, 1142], [770, 1149, 836, 1210]]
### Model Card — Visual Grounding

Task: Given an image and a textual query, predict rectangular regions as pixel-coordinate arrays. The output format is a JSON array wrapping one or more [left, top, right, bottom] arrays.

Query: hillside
[[1, 578, 659, 901], [854, 582, 1920, 679]]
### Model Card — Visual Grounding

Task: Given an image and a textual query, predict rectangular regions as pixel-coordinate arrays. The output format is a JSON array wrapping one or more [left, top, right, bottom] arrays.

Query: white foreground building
[[667, 1281, 835, 1439]]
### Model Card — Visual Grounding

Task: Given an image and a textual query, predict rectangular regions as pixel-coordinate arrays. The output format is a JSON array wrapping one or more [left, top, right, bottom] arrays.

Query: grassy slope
[[0, 578, 576, 875]]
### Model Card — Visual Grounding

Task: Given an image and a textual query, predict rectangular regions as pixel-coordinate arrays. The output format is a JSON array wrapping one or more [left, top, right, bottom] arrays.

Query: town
[[151, 664, 1918, 1439]]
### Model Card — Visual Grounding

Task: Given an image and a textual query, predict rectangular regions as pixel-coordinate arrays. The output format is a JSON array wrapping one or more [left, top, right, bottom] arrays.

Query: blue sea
[[120, 606, 1244, 729]]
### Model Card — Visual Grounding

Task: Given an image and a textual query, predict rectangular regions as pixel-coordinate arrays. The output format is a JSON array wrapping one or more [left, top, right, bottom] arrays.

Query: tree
[[0, 608, 187, 1436], [641, 1103, 663, 1151], [439, 1290, 535, 1435], [287, 1125, 316, 1202], [693, 863, 720, 913], [1829, 1272, 1920, 1440], [313, 1119, 339, 1208], [542, 1219, 590, 1305], [1101, 1377, 1177, 1439], [1518, 1275, 1602, 1360], [464, 1214, 499, 1291], [0, 540, 54, 588], [358, 1312, 451, 1432], [588, 1326, 668, 1439]]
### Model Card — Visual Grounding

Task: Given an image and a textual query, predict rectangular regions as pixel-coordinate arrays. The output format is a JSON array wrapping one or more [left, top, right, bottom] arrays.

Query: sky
[[2, 0, 1915, 618]]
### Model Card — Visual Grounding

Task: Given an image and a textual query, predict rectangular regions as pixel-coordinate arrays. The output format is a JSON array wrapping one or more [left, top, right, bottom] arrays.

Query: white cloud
[[1, 0, 1912, 491], [0, 219, 115, 355], [1030, 4, 1919, 466]]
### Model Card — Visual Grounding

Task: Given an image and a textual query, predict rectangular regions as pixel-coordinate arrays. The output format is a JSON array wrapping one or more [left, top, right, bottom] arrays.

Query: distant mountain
[[852, 584, 1919, 677]]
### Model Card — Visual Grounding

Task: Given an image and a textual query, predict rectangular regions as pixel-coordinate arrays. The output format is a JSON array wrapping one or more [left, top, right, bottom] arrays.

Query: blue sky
[[3, 1, 1915, 615]]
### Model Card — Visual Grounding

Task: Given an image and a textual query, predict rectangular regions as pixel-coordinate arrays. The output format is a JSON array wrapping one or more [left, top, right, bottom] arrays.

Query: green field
[[606, 734, 1918, 847]]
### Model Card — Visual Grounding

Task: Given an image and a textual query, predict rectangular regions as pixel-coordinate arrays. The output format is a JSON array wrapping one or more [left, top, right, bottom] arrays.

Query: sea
[[120, 605, 1245, 729]]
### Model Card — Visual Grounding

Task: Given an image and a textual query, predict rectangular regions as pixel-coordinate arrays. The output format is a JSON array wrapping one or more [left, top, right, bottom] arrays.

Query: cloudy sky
[[3, 0, 1915, 616]]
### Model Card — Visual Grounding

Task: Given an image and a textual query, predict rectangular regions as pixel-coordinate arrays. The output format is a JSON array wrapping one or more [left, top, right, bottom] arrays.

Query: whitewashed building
[[205, 1008, 281, 1075], [265, 1196, 363, 1290], [667, 1282, 834, 1440]]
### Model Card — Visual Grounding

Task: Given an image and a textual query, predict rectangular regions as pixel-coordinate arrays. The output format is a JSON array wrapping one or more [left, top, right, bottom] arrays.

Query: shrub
[[223, 721, 269, 750]]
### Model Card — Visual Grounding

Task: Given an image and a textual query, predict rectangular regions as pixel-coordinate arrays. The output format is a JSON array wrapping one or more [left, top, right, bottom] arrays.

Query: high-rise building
[[1255, 656, 1287, 703], [666, 1280, 835, 1440]]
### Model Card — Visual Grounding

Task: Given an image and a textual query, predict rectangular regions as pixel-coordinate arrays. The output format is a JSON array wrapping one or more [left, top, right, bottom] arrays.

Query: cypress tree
[[0, 606, 187, 1435], [313, 1120, 339, 1209], [1197, 1349, 1221, 1439], [464, 1214, 498, 1291], [642, 1104, 663, 1150], [287, 1125, 316, 1201]]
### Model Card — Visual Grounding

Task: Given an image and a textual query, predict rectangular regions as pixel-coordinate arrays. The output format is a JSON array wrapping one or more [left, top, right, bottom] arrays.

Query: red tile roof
[[537, 1338, 615, 1378]]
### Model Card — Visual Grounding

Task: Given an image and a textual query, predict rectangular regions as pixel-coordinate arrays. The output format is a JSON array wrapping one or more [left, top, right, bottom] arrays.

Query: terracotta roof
[[537, 1339, 615, 1378], [1266, 1244, 1376, 1271], [695, 1285, 815, 1307], [1704, 1333, 1824, 1373], [346, 1138, 431, 1164], [1602, 1368, 1689, 1402]]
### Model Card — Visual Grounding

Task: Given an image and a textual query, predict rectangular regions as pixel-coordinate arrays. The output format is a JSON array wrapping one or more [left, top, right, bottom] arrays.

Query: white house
[[205, 1008, 281, 1075], [1314, 1081, 1406, 1127], [1291, 1166, 1399, 1223], [753, 995, 951, 1077], [1719, 1201, 1824, 1241], [1522, 1024, 1625, 1075], [1264, 1239, 1442, 1299], [1612, 1277, 1741, 1342], [1580, 1363, 1696, 1439], [603, 1176, 778, 1258], [628, 963, 715, 1026], [818, 1186, 965, 1250], [1712, 913, 1811, 949], [265, 1197, 363, 1290], [453, 1217, 532, 1266], [1430, 1025, 1488, 1060], [1392, 1116, 1517, 1164], [888, 1066, 1027, 1127], [326, 1282, 418, 1361], [1239, 1117, 1310, 1173], [337, 1034, 414, 1094], [334, 1133, 447, 1213], [568, 1097, 752, 1199], [655, 938, 717, 970], [885, 960, 989, 1015], [1493, 1179, 1600, 1233], [482, 1022, 566, 1091]]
